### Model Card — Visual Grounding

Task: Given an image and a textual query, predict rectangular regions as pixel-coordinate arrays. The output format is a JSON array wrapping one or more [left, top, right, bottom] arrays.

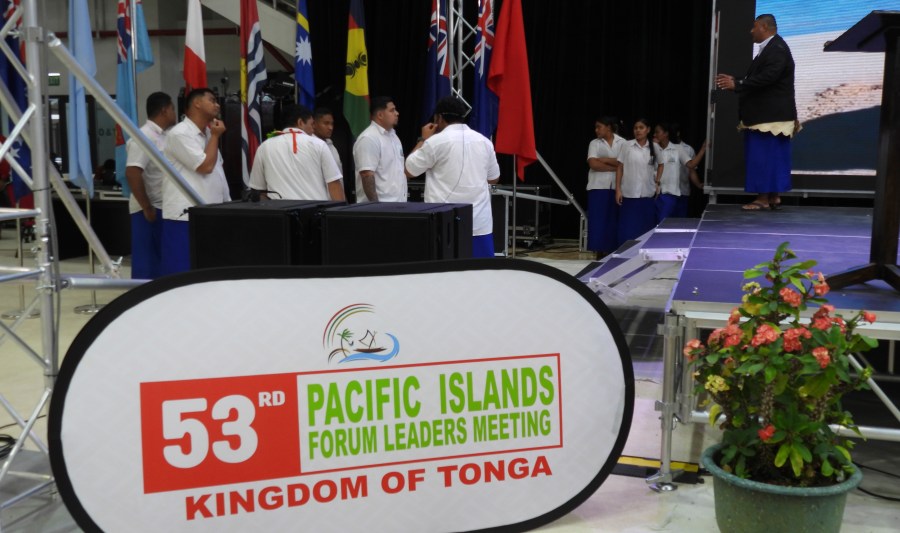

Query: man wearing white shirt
[[161, 88, 231, 275], [125, 91, 176, 279], [405, 96, 500, 258], [352, 96, 406, 203], [249, 105, 344, 202]]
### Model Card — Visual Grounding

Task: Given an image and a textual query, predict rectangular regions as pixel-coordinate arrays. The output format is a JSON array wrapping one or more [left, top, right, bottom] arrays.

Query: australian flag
[[470, 0, 497, 138], [1, 0, 32, 201], [422, 0, 450, 123]]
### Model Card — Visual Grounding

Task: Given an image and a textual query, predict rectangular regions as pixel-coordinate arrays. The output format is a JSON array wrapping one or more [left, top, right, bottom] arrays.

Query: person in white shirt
[[654, 122, 694, 223], [405, 96, 500, 258], [161, 88, 231, 275], [313, 107, 343, 176], [586, 116, 626, 259], [249, 105, 344, 202], [352, 96, 406, 203], [669, 123, 706, 218], [616, 118, 662, 246], [125, 91, 176, 279]]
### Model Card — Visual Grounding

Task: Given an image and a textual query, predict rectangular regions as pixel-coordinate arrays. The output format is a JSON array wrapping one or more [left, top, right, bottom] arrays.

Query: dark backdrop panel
[[297, 0, 714, 238], [707, 0, 755, 191]]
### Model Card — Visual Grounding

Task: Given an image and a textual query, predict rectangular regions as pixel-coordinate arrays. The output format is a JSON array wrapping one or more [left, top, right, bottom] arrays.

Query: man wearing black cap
[[405, 96, 500, 258]]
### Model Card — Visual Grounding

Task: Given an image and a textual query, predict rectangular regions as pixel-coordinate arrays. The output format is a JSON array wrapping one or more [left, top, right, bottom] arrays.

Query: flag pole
[[128, 0, 138, 117], [511, 155, 517, 258]]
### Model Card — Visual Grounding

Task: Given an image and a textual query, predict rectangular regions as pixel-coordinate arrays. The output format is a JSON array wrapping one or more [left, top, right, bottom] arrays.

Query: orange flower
[[757, 424, 776, 442], [728, 307, 741, 326], [751, 324, 780, 346], [683, 338, 703, 361], [783, 327, 811, 352], [813, 272, 830, 296], [863, 311, 877, 324], [812, 347, 830, 369], [779, 287, 802, 307]]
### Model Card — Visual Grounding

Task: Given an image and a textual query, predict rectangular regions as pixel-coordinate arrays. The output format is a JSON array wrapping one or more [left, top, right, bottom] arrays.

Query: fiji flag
[[470, 0, 497, 138], [114, 0, 154, 196], [68, 0, 97, 196], [295, 0, 314, 109], [422, 0, 450, 123], [1, 0, 31, 201]]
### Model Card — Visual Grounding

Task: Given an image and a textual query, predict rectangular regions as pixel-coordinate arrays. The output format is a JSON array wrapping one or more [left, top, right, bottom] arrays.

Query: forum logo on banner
[[50, 261, 633, 532]]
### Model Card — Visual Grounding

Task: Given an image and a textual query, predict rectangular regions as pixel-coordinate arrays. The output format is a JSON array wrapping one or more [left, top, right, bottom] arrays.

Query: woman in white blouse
[[615, 118, 663, 246]]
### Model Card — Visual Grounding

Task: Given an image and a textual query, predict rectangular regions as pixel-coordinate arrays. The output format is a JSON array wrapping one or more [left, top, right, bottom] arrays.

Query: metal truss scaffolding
[[445, 0, 589, 251]]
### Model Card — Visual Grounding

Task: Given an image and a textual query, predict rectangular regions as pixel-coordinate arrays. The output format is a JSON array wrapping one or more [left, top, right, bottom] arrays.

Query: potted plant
[[684, 242, 877, 533]]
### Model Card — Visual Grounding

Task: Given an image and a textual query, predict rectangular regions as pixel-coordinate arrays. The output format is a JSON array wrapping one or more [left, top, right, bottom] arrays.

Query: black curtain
[[298, 0, 714, 237]]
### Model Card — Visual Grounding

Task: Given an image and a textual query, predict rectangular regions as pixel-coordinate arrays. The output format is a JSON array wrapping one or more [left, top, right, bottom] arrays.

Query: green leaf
[[789, 447, 803, 477], [834, 445, 852, 464], [794, 442, 813, 462], [790, 276, 806, 292], [709, 404, 722, 426], [799, 373, 833, 398], [821, 459, 834, 477], [744, 269, 764, 279], [764, 366, 777, 383], [792, 260, 817, 271], [774, 443, 791, 467], [776, 242, 790, 257]]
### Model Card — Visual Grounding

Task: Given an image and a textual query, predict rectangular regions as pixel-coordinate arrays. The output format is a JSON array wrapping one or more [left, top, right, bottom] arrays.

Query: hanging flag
[[343, 0, 369, 137], [487, 0, 535, 180], [240, 0, 267, 185], [421, 0, 450, 122], [184, 0, 206, 91], [470, 0, 497, 138], [114, 0, 154, 196], [295, 0, 314, 109], [67, 0, 96, 195], [0, 0, 31, 202]]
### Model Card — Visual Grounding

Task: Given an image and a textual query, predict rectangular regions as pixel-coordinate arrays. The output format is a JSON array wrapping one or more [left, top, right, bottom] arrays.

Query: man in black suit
[[716, 14, 798, 211]]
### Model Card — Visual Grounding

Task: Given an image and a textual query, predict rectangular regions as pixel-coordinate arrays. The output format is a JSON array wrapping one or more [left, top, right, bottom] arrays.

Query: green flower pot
[[701, 444, 863, 533]]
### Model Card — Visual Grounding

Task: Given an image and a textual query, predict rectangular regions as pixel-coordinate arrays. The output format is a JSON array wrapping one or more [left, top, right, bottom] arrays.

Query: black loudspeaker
[[321, 202, 473, 265], [189, 199, 344, 268]]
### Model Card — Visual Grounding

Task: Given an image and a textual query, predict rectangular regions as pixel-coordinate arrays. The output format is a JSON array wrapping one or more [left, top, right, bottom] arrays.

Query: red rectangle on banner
[[140, 374, 300, 493]]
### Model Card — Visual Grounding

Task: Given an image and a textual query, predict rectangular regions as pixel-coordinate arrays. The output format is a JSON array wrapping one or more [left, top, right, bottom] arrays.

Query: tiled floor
[[1, 231, 897, 532]]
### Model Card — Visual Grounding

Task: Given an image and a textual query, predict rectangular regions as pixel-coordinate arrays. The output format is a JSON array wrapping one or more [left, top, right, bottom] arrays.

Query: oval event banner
[[49, 259, 633, 532]]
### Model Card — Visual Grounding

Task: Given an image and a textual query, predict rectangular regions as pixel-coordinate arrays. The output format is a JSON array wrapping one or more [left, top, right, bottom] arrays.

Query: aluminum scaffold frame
[[444, 0, 589, 252], [0, 0, 202, 512]]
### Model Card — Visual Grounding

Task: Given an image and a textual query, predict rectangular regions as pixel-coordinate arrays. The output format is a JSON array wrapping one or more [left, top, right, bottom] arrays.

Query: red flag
[[184, 0, 206, 91], [487, 0, 535, 180]]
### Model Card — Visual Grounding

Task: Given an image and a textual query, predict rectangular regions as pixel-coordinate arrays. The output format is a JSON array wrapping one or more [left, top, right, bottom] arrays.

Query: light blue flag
[[115, 0, 155, 196], [294, 0, 314, 108], [67, 0, 96, 195]]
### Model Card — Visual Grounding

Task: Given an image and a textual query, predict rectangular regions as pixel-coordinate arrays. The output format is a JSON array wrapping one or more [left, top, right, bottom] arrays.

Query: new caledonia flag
[[343, 0, 369, 137]]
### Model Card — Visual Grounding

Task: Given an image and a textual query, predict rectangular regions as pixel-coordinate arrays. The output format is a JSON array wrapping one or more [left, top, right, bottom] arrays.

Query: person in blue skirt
[[616, 118, 662, 245], [715, 13, 797, 211], [586, 116, 626, 259]]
